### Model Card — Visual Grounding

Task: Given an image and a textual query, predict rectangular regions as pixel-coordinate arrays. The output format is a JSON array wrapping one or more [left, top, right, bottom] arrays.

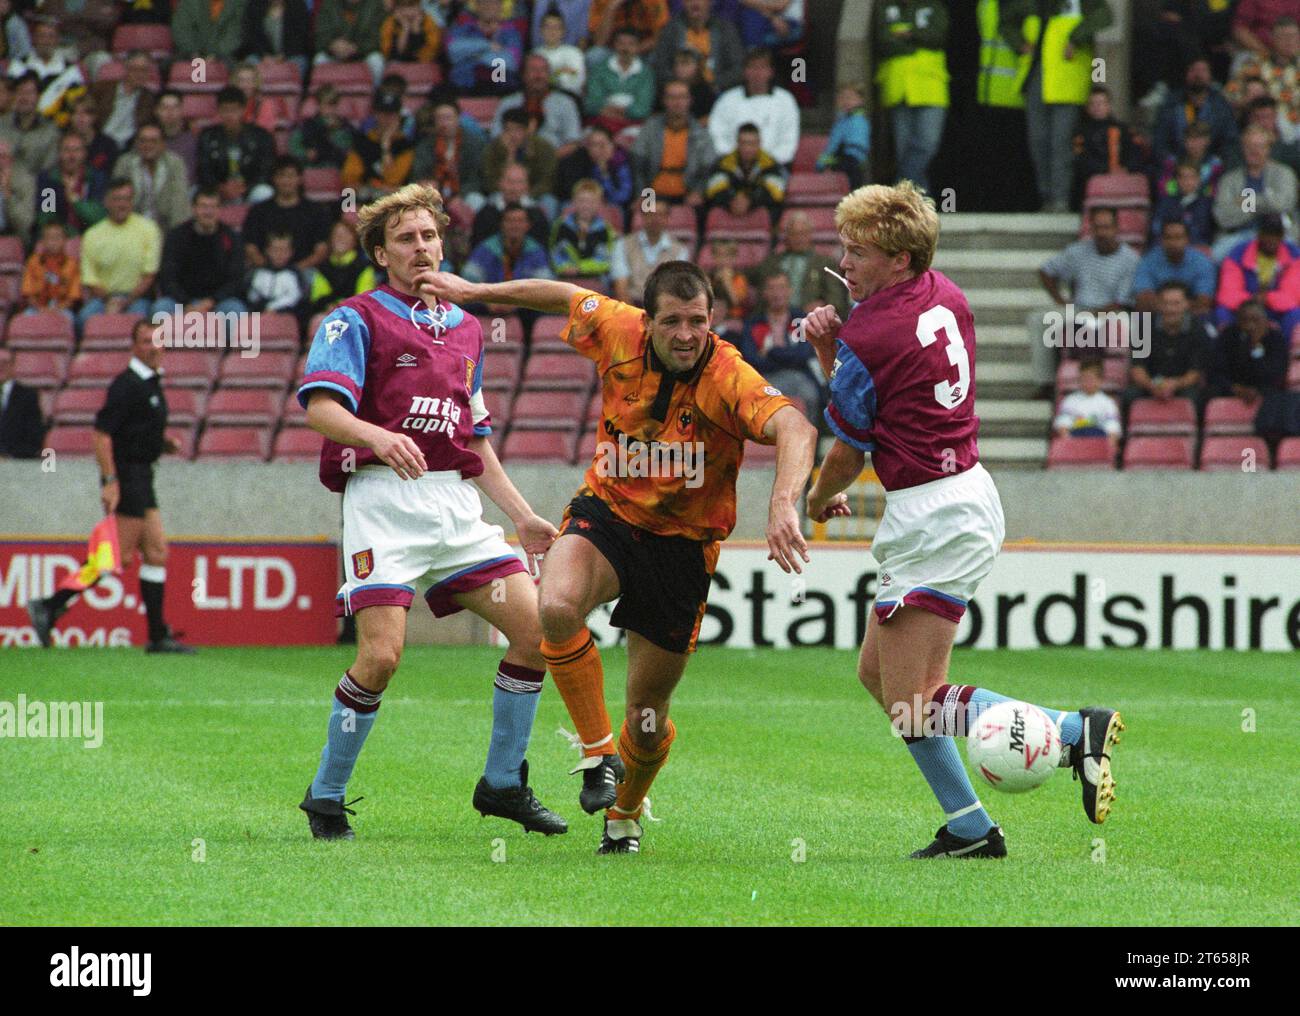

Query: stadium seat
[[254, 313, 302, 352], [272, 427, 322, 461], [0, 235, 24, 273], [510, 390, 587, 428], [197, 425, 272, 460], [664, 204, 698, 244], [585, 392, 602, 426], [705, 207, 774, 243], [1046, 436, 1116, 469], [521, 351, 595, 391], [303, 167, 342, 203], [502, 428, 575, 462], [279, 393, 308, 427], [1126, 397, 1196, 436], [43, 426, 96, 456], [168, 60, 228, 94], [311, 61, 374, 95], [1084, 172, 1150, 206], [779, 205, 838, 241], [482, 390, 510, 431], [384, 61, 442, 94], [481, 347, 521, 391], [574, 428, 599, 464], [785, 171, 851, 208], [51, 388, 105, 425], [179, 92, 218, 128], [216, 204, 250, 230], [95, 60, 162, 88], [793, 134, 830, 172], [111, 24, 173, 59], [205, 389, 282, 426], [336, 94, 372, 124], [1199, 435, 1269, 471], [258, 60, 302, 95], [160, 350, 220, 389], [0, 274, 21, 308], [475, 314, 524, 347], [217, 351, 297, 388], [1276, 437, 1300, 469], [1122, 435, 1194, 470], [530, 315, 569, 345], [5, 310, 75, 351], [66, 351, 128, 387], [1202, 396, 1259, 435], [81, 313, 143, 351], [165, 388, 205, 427], [11, 350, 67, 388]]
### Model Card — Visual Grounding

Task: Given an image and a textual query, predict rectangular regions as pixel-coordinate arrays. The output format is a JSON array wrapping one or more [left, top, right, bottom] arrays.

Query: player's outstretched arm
[[416, 271, 585, 316], [806, 438, 863, 523], [762, 404, 818, 574], [305, 389, 428, 480], [468, 434, 558, 576]]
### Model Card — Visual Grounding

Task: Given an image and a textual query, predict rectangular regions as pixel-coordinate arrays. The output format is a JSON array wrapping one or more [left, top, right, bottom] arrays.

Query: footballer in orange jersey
[[419, 261, 818, 854]]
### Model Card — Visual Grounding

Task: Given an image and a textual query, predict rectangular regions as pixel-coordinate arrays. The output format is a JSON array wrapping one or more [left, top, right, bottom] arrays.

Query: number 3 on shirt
[[916, 304, 971, 410]]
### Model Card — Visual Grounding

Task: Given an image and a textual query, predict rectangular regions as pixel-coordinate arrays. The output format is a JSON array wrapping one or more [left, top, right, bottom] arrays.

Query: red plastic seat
[[66, 351, 128, 387], [0, 235, 24, 273], [383, 62, 442, 95], [531, 316, 569, 344], [664, 204, 698, 244], [482, 390, 510, 431], [81, 313, 144, 351], [574, 427, 599, 464], [303, 167, 342, 203], [585, 392, 602, 426], [6, 310, 75, 351], [1199, 435, 1269, 471], [521, 352, 595, 391], [1084, 172, 1150, 204], [258, 60, 303, 95], [160, 350, 220, 389], [481, 348, 521, 391], [216, 203, 249, 230], [786, 171, 851, 208], [1122, 435, 1194, 470], [475, 314, 525, 348], [44, 426, 96, 456], [51, 388, 105, 425], [1126, 397, 1196, 436], [11, 350, 68, 388], [179, 92, 218, 128], [111, 24, 173, 59], [1047, 436, 1116, 469], [217, 351, 296, 388], [1276, 436, 1300, 469], [1202, 396, 1258, 435], [272, 427, 322, 461], [779, 205, 839, 241], [792, 134, 830, 172], [704, 207, 774, 242], [502, 428, 575, 462], [254, 312, 301, 352], [336, 94, 372, 124], [510, 390, 586, 428], [311, 61, 374, 95], [165, 388, 205, 426], [280, 395, 308, 427], [205, 389, 282, 426], [196, 425, 271, 459], [168, 61, 228, 94]]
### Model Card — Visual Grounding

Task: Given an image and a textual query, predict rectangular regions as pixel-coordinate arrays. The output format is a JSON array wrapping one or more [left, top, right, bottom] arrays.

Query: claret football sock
[[609, 719, 676, 822], [929, 684, 1083, 747], [540, 628, 613, 758], [483, 661, 544, 789], [902, 734, 995, 841], [311, 671, 383, 801]]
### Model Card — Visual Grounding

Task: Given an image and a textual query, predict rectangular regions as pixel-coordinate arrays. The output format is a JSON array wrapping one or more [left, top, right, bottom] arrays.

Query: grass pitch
[[3, 646, 1296, 926]]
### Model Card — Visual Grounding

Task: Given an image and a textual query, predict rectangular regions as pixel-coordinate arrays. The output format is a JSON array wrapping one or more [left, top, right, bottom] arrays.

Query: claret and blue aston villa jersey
[[825, 269, 981, 491], [297, 283, 491, 492]]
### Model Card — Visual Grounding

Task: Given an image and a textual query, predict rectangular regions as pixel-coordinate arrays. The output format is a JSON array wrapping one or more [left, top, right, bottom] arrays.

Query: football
[[967, 701, 1061, 793]]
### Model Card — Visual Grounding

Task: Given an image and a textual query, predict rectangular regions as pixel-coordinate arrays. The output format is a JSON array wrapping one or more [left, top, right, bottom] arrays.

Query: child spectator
[[708, 238, 750, 313], [233, 62, 284, 133], [1155, 121, 1223, 199], [1071, 85, 1145, 211], [381, 0, 441, 63], [1053, 357, 1121, 452], [289, 86, 354, 169], [21, 219, 79, 320], [247, 232, 308, 326], [1151, 161, 1216, 246], [310, 220, 377, 315], [534, 10, 586, 98], [669, 46, 717, 122], [818, 83, 870, 189], [551, 179, 616, 281]]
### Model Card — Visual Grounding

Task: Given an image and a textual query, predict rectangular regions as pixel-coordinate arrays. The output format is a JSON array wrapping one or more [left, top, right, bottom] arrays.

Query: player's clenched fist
[[802, 305, 843, 347], [369, 428, 427, 480]]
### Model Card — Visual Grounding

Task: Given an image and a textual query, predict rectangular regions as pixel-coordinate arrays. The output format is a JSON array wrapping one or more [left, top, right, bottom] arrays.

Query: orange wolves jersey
[[562, 289, 793, 542]]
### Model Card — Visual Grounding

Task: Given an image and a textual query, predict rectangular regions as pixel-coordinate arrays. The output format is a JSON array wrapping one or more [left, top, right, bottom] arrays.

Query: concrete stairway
[[932, 213, 1079, 470]]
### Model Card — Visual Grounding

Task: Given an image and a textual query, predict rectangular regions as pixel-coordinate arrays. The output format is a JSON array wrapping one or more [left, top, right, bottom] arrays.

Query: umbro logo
[[395, 353, 417, 367]]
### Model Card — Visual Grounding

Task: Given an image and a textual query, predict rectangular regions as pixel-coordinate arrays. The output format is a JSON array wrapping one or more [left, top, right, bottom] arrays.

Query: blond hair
[[355, 183, 451, 265], [835, 181, 940, 275]]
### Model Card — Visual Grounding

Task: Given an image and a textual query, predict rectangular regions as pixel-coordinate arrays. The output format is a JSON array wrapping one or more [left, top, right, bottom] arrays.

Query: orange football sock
[[540, 628, 613, 758], [609, 719, 676, 822]]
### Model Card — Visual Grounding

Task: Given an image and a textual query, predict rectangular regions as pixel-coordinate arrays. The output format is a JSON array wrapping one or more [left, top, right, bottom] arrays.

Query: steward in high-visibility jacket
[[998, 0, 1114, 106], [873, 1, 950, 110], [977, 0, 1029, 108]]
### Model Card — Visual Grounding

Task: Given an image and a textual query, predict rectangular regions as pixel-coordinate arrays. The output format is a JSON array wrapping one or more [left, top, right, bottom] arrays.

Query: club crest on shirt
[[763, 385, 782, 396], [580, 296, 599, 314], [678, 408, 693, 433], [464, 357, 475, 393], [324, 319, 348, 345], [352, 549, 373, 579]]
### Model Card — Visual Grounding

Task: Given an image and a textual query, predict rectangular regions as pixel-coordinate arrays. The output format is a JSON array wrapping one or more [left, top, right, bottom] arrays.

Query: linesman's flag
[[56, 516, 123, 593]]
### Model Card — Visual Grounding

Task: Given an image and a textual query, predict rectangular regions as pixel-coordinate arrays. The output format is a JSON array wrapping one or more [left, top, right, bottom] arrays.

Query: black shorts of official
[[559, 494, 714, 655], [115, 462, 159, 518]]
